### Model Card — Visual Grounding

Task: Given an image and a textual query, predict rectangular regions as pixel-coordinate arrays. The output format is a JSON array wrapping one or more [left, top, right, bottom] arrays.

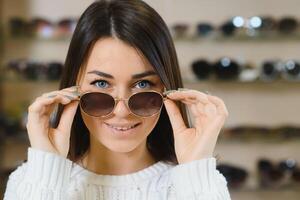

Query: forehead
[[84, 37, 154, 76]]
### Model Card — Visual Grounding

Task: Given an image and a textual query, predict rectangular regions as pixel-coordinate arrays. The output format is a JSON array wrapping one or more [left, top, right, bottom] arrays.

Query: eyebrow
[[87, 70, 158, 79]]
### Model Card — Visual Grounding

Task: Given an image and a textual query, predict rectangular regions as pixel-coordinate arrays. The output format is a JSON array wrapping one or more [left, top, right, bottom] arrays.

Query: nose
[[111, 92, 132, 117]]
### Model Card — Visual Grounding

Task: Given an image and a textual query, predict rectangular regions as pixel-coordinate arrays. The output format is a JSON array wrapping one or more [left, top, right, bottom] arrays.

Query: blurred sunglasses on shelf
[[24, 61, 45, 80], [6, 59, 64, 81], [259, 60, 281, 81], [27, 17, 55, 39], [260, 60, 300, 82], [191, 59, 213, 80], [228, 16, 270, 37], [219, 16, 300, 37], [219, 20, 236, 36], [221, 125, 300, 141], [258, 16, 278, 33], [190, 57, 300, 82], [217, 164, 248, 188], [258, 159, 285, 188], [272, 126, 300, 139], [281, 60, 300, 81], [221, 126, 272, 140], [56, 18, 77, 38], [9, 17, 27, 37], [196, 23, 214, 37], [213, 57, 240, 80], [190, 57, 240, 81], [45, 62, 64, 81], [238, 62, 259, 82], [258, 158, 300, 188], [171, 23, 189, 38], [0, 113, 22, 137], [219, 16, 258, 37], [8, 16, 78, 39], [278, 17, 299, 34], [6, 59, 42, 80]]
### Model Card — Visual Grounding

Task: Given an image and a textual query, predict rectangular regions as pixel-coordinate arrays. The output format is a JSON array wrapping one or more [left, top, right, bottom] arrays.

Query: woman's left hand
[[163, 88, 229, 164]]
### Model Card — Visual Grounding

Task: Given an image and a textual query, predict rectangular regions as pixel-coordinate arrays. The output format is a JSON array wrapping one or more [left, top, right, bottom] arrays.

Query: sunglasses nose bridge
[[114, 96, 130, 105], [112, 96, 133, 116]]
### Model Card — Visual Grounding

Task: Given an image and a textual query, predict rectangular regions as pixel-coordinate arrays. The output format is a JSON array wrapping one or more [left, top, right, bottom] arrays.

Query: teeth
[[108, 124, 137, 131]]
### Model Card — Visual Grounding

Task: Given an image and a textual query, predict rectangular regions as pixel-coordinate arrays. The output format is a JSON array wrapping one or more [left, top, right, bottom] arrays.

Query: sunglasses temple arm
[[162, 94, 169, 100]]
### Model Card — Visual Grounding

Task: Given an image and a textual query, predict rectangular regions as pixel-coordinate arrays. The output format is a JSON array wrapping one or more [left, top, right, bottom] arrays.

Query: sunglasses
[[79, 90, 167, 118], [258, 158, 300, 188], [217, 164, 248, 188]]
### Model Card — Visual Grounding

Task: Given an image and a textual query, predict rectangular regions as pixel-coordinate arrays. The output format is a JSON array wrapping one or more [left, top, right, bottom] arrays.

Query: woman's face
[[78, 37, 165, 153]]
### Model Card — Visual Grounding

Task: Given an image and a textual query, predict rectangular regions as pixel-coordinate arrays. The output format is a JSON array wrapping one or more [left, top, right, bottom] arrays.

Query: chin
[[100, 139, 142, 153]]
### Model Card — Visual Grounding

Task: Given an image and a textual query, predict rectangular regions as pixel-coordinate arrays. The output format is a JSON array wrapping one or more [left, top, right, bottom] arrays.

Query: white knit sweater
[[4, 148, 231, 200]]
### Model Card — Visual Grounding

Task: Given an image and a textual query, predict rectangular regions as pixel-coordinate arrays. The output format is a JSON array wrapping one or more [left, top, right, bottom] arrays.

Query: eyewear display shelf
[[1, 33, 300, 200], [178, 32, 300, 199]]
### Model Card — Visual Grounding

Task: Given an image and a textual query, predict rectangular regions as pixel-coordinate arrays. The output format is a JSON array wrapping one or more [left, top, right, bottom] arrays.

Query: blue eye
[[90, 79, 155, 89], [91, 80, 109, 88], [136, 80, 154, 89]]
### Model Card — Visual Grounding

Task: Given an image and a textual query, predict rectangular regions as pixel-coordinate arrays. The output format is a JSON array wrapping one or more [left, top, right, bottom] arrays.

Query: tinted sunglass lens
[[129, 92, 163, 117], [81, 93, 114, 117]]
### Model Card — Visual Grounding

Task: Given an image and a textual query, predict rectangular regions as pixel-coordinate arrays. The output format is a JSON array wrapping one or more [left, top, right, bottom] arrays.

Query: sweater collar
[[72, 161, 173, 186]]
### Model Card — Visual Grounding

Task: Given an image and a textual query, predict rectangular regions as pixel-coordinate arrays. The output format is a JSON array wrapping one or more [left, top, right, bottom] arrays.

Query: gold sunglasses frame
[[78, 90, 168, 118]]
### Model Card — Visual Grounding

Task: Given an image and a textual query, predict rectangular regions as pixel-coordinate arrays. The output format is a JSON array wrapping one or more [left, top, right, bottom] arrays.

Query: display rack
[[1, 0, 300, 199]]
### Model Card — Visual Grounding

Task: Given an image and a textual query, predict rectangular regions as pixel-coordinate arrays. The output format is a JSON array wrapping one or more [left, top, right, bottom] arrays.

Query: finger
[[166, 89, 209, 104], [163, 99, 187, 137], [57, 100, 79, 136], [27, 95, 73, 137], [29, 94, 76, 116], [42, 90, 79, 100], [61, 86, 81, 95], [204, 103, 218, 117], [207, 95, 229, 117]]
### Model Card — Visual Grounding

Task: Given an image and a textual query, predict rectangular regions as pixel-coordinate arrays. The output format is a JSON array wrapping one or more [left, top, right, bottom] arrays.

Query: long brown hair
[[54, 0, 190, 165]]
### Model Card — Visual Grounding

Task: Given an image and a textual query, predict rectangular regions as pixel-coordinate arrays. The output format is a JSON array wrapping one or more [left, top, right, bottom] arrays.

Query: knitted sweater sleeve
[[168, 158, 231, 200], [4, 148, 73, 200]]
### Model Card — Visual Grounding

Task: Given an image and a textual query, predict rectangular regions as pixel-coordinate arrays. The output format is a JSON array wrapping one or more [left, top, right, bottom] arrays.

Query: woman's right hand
[[26, 86, 80, 158]]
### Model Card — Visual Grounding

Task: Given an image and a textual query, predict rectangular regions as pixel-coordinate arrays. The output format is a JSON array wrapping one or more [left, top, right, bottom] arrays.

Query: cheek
[[141, 114, 160, 135], [80, 108, 103, 133]]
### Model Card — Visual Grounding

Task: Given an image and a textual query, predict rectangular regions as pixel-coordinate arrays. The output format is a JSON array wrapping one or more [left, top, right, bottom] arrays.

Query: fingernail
[[47, 94, 57, 98], [70, 85, 80, 91], [64, 94, 77, 100], [71, 91, 81, 97], [178, 88, 189, 91], [163, 90, 177, 96]]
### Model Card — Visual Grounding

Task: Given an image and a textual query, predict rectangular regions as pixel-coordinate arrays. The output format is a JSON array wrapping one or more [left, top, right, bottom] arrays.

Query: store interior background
[[1, 0, 300, 199]]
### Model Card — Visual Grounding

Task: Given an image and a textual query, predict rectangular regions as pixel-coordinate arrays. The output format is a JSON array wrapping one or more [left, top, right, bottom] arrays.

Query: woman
[[4, 0, 230, 199]]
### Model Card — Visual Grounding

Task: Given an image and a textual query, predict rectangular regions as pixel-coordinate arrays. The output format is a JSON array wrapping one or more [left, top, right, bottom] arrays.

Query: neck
[[79, 136, 156, 175]]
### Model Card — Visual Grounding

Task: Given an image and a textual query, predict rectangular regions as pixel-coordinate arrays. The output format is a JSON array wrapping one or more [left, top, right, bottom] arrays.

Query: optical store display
[[258, 159, 300, 188], [171, 15, 300, 39], [217, 164, 249, 188], [219, 158, 300, 189], [5, 59, 63, 81], [2, 1, 300, 199], [191, 58, 300, 82], [8, 17, 77, 39], [221, 126, 300, 141]]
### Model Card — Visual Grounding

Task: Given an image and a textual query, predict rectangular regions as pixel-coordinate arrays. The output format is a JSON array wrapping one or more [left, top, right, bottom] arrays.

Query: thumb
[[57, 100, 79, 135], [163, 99, 187, 138]]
